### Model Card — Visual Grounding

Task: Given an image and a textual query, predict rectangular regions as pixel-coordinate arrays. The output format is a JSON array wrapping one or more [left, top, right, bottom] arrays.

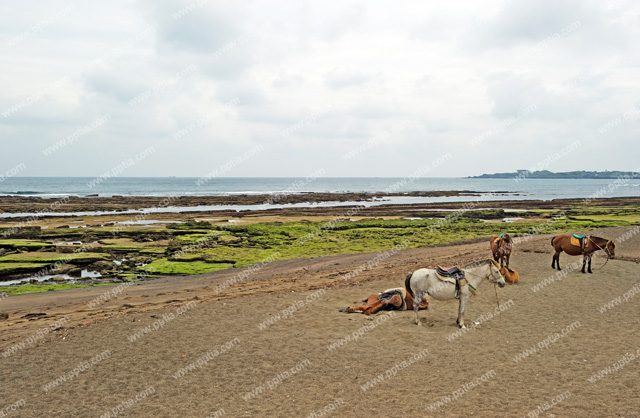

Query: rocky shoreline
[[0, 190, 499, 213]]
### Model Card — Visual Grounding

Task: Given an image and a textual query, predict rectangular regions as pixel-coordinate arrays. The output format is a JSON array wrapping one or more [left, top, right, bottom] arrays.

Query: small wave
[[0, 190, 46, 195], [225, 191, 273, 195]]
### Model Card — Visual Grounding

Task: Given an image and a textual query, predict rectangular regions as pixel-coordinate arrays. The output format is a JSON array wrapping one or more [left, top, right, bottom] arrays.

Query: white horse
[[405, 259, 505, 328]]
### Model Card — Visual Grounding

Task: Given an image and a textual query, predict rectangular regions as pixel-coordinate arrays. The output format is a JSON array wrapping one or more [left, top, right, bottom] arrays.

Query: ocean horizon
[[1, 176, 639, 202]]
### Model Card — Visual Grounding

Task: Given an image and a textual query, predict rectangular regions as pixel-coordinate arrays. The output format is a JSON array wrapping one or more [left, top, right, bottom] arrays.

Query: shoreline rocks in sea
[[0, 191, 499, 214]]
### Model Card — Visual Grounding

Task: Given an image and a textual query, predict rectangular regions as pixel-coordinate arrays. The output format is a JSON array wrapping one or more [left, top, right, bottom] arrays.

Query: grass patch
[[139, 248, 167, 254], [1, 283, 108, 295], [139, 259, 233, 275], [570, 214, 640, 223], [100, 245, 144, 252], [173, 246, 274, 266], [99, 238, 167, 253], [0, 262, 49, 272], [0, 240, 54, 249], [167, 221, 215, 230], [0, 252, 111, 263]]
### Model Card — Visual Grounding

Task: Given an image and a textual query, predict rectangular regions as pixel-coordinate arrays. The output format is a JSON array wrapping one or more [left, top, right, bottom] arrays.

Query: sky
[[1, 0, 639, 178]]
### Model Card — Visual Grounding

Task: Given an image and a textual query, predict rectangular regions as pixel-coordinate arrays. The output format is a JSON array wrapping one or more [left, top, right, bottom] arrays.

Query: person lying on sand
[[340, 287, 429, 315]]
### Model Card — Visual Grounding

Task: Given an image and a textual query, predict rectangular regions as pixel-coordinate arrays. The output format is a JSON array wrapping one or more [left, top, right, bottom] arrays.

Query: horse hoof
[[459, 324, 466, 329], [416, 321, 422, 326]]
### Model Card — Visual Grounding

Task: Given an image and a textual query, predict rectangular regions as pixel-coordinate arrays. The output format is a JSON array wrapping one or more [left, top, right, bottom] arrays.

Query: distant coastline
[[469, 170, 638, 179]]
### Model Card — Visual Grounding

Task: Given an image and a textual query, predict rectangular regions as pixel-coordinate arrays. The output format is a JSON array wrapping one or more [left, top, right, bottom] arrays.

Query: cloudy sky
[[1, 0, 639, 178]]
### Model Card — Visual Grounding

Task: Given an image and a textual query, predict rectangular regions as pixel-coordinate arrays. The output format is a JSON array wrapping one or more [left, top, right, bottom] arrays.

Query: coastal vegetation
[[1, 201, 639, 294]]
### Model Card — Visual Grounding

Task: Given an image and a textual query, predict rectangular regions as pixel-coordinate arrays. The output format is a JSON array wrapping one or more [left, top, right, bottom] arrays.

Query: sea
[[0, 177, 639, 216]]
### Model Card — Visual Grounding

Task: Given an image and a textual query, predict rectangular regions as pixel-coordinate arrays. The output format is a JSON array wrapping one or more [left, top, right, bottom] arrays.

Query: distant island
[[469, 170, 638, 179]]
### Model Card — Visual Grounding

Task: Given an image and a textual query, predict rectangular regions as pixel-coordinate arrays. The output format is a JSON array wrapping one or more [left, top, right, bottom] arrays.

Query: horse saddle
[[571, 234, 588, 249], [435, 266, 466, 298], [377, 289, 404, 310], [436, 266, 465, 281]]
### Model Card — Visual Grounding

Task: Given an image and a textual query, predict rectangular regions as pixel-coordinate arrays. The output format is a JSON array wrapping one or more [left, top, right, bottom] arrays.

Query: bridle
[[489, 262, 502, 283], [593, 238, 613, 255]]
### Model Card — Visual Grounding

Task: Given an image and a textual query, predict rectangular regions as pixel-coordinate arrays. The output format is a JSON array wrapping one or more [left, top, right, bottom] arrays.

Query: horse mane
[[463, 258, 496, 269], [589, 236, 614, 246]]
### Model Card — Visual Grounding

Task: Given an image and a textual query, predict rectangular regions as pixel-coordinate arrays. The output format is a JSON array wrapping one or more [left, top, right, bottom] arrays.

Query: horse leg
[[506, 254, 510, 269], [581, 255, 587, 273], [588, 255, 593, 274], [414, 291, 424, 326], [552, 252, 561, 270], [364, 300, 385, 315], [457, 293, 469, 328]]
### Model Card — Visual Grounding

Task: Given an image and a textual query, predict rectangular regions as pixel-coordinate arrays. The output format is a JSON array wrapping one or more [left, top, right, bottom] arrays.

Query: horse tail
[[405, 272, 414, 299], [551, 236, 556, 247]]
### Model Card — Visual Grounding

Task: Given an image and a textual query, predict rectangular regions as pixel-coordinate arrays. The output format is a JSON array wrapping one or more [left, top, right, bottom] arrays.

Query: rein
[[589, 238, 612, 271], [494, 283, 501, 318], [489, 266, 502, 313]]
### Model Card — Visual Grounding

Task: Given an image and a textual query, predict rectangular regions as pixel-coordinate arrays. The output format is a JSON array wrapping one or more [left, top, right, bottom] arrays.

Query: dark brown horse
[[551, 234, 615, 274], [490, 234, 512, 268]]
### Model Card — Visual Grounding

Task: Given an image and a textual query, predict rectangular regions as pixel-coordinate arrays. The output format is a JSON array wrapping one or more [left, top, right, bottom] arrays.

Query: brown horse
[[551, 234, 615, 274], [490, 234, 512, 268], [340, 288, 428, 315], [500, 266, 519, 284]]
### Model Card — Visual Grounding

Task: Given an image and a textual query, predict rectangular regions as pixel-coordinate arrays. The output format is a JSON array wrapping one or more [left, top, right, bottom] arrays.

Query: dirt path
[[1, 226, 639, 417]]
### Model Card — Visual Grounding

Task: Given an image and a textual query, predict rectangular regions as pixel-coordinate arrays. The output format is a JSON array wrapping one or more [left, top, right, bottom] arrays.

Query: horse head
[[605, 240, 616, 259], [495, 234, 512, 256], [501, 234, 512, 249], [489, 259, 506, 287], [500, 265, 519, 284]]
